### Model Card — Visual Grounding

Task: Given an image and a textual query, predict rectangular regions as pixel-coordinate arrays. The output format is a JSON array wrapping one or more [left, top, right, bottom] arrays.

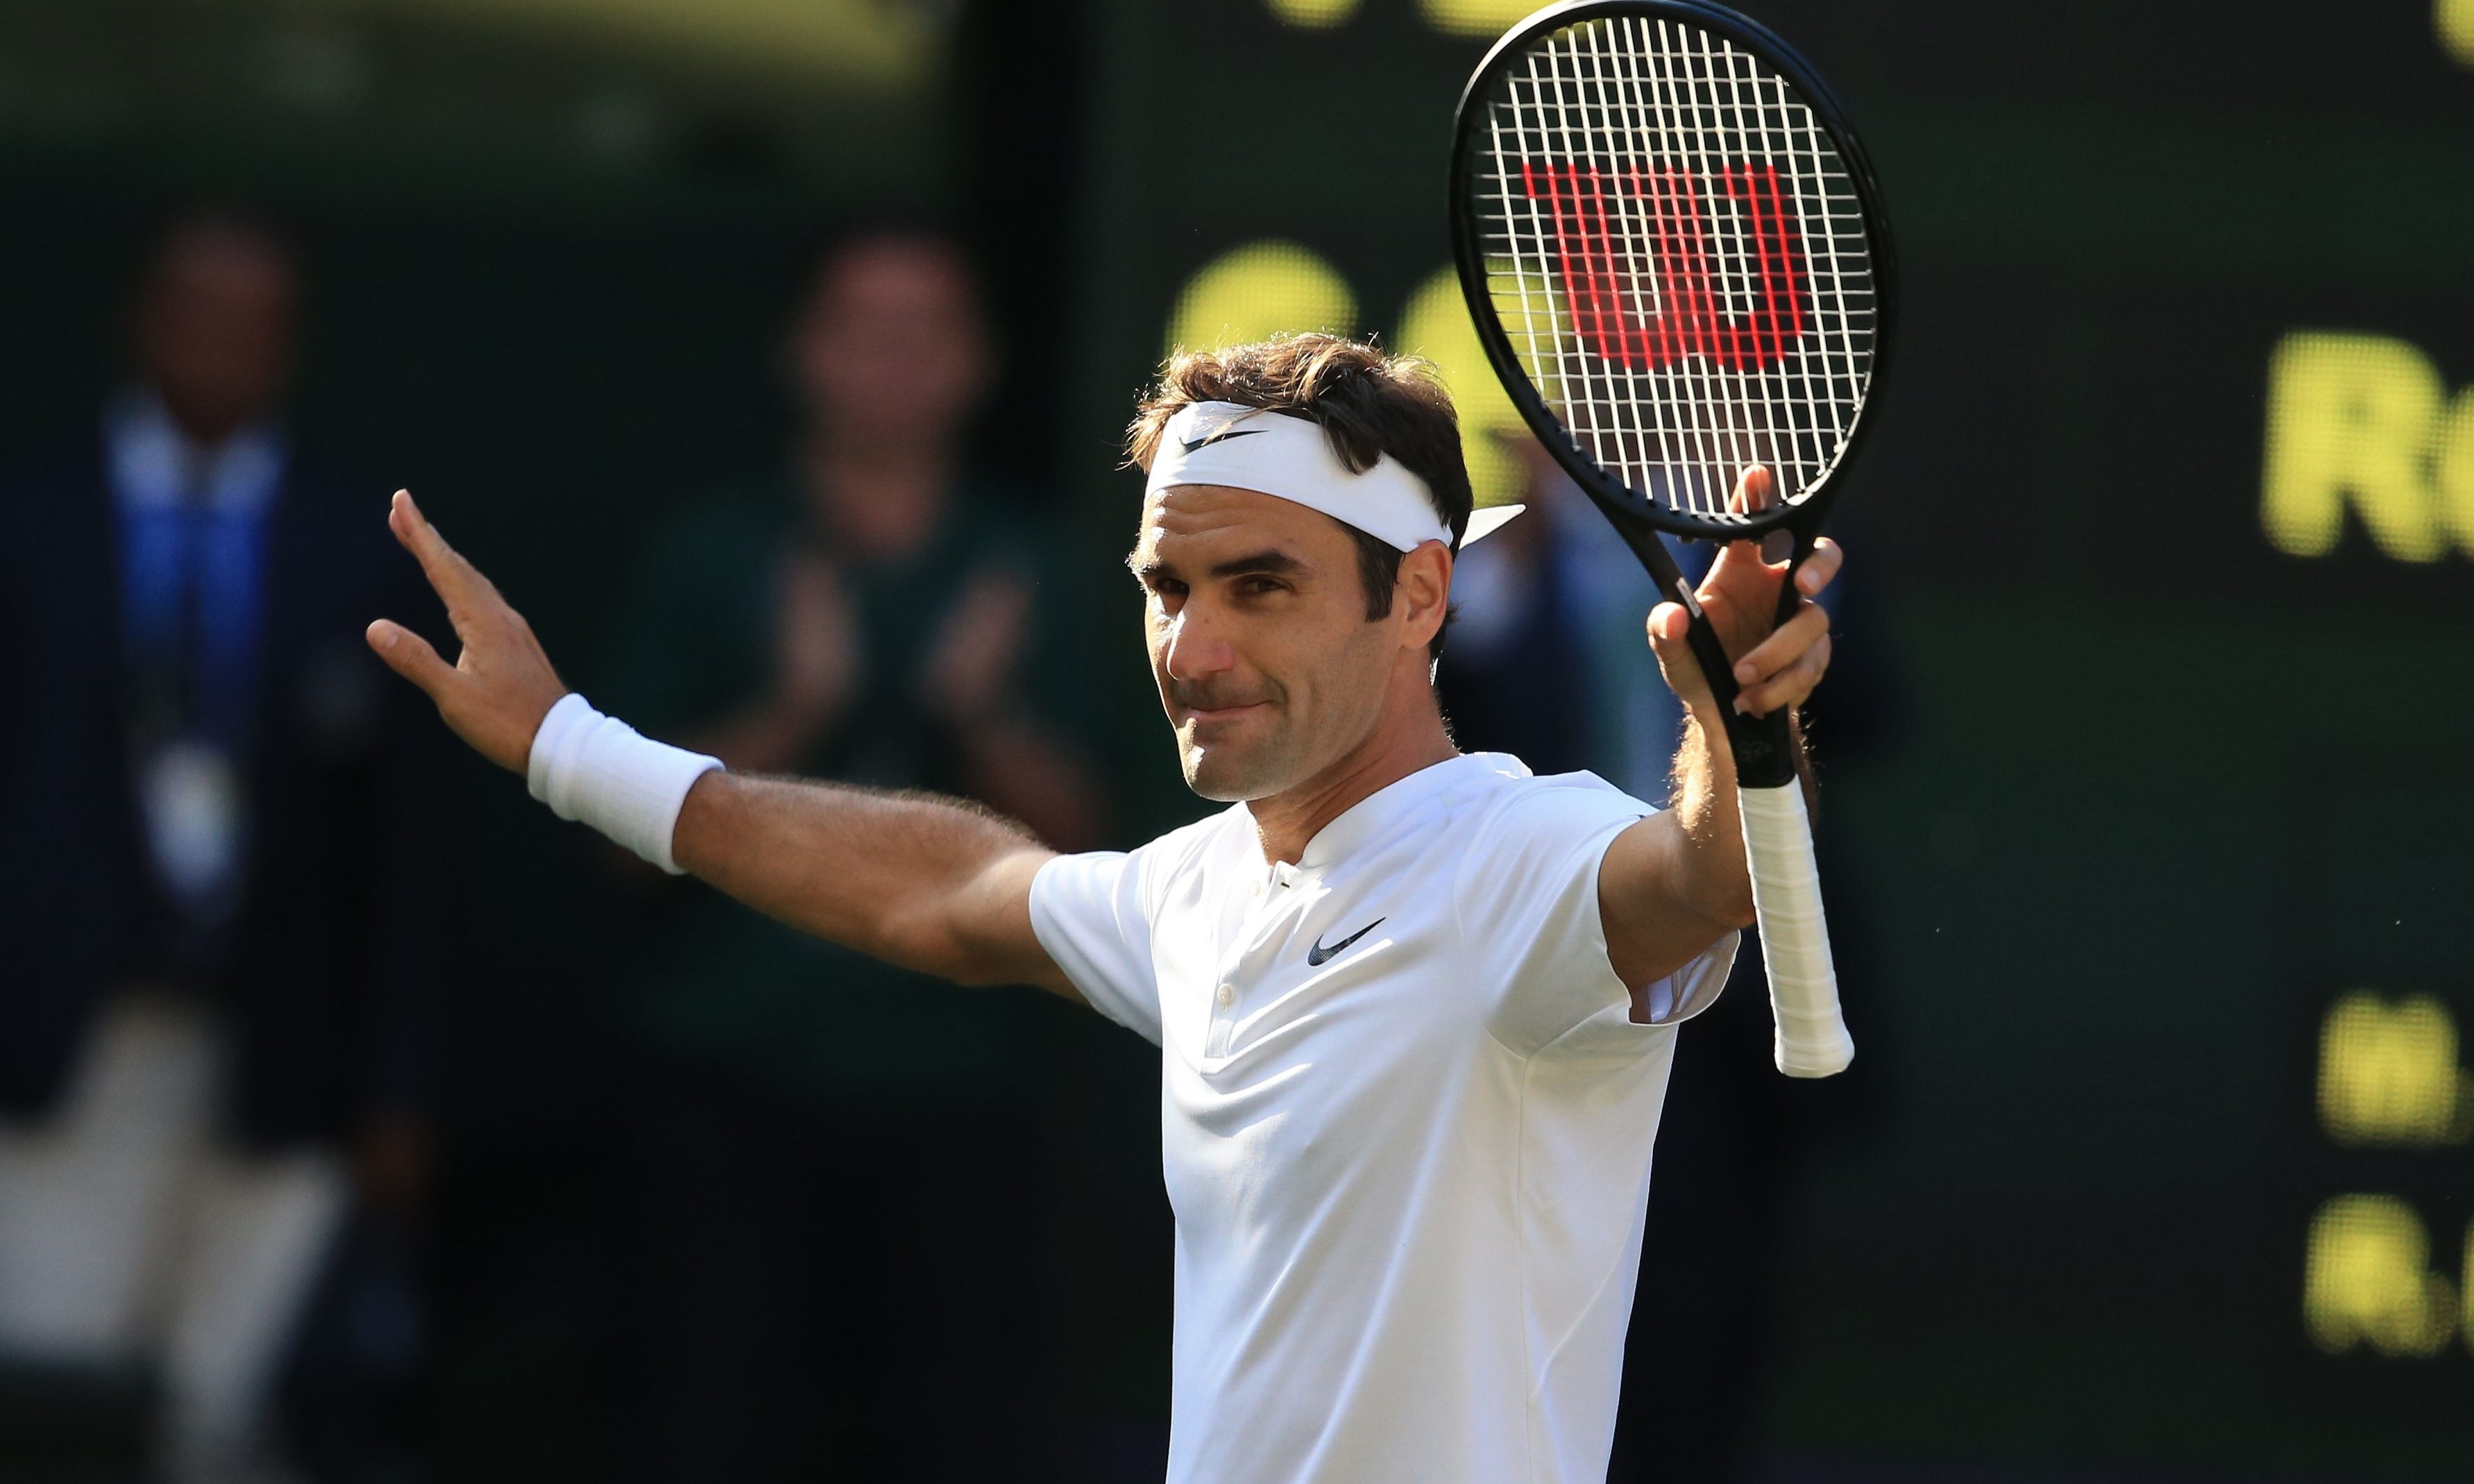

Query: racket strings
[[1477, 15, 1875, 524]]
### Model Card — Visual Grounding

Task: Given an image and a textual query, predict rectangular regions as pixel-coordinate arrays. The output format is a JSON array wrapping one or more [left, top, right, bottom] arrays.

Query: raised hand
[[1645, 464, 1841, 719], [365, 490, 569, 774]]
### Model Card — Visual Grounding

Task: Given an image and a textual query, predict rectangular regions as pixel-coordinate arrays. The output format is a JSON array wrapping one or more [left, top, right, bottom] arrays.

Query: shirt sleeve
[[1456, 774, 1736, 1057], [1029, 850, 1164, 1046]]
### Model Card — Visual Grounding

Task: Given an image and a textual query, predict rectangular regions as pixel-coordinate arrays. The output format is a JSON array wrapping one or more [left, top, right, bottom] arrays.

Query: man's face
[[133, 225, 296, 445], [789, 240, 990, 454], [1129, 484, 1407, 802]]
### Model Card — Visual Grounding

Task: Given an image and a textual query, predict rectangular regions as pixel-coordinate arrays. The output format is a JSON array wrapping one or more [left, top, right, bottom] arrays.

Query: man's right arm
[[672, 773, 1067, 993], [364, 490, 1076, 1000]]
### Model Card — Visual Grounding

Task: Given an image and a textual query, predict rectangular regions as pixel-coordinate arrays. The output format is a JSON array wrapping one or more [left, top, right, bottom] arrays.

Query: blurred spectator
[[0, 212, 443, 1481], [1439, 436, 1899, 1483], [1437, 437, 1675, 799], [598, 227, 1101, 1483]]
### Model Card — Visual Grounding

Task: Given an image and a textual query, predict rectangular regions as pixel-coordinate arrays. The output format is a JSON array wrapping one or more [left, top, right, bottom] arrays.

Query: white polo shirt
[[1029, 751, 1736, 1484]]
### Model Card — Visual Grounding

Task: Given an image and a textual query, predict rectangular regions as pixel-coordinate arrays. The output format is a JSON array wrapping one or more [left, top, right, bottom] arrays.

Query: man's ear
[[1395, 542, 1453, 653]]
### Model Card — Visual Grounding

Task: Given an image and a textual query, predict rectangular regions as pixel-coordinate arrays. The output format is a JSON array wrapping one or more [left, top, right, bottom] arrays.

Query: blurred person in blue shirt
[[598, 226, 1101, 1483], [0, 211, 443, 1483]]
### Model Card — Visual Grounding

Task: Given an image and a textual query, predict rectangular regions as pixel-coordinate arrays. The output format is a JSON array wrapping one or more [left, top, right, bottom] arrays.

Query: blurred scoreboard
[[2280, 766, 2474, 1448], [1067, 0, 2474, 1474]]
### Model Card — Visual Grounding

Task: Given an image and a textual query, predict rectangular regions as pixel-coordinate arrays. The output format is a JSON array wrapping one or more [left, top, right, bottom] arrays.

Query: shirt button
[[1217, 983, 1235, 1007]]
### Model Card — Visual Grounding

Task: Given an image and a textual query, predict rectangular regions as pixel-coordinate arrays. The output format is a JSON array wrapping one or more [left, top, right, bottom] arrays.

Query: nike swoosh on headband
[[1307, 916, 1387, 966], [1180, 427, 1269, 455]]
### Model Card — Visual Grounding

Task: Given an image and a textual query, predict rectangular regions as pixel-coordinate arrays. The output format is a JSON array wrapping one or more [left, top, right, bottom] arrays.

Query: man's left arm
[[1598, 535, 1842, 1001]]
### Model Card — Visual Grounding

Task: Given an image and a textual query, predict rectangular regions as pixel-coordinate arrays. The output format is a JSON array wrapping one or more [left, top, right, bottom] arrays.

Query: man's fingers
[[1704, 539, 1766, 595], [389, 490, 493, 613], [1793, 537, 1842, 597], [1727, 464, 1774, 514], [388, 490, 462, 601], [1736, 631, 1831, 716], [1729, 599, 1830, 690], [365, 618, 456, 700], [1705, 468, 1767, 574]]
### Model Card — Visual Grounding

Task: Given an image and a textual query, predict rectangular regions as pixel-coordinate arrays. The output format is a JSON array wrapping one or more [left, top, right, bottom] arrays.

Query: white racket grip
[[1737, 781, 1854, 1077]]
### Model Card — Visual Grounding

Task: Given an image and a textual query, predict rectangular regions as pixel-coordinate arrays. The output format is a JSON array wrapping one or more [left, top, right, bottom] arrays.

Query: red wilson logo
[[1519, 162, 1812, 373]]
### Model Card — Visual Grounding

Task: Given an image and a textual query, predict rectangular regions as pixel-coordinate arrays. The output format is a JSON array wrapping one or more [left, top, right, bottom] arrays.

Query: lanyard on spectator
[[108, 395, 281, 942]]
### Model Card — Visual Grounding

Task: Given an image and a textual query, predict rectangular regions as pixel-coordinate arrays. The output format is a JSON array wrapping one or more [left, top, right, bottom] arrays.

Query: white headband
[[1144, 401, 1523, 552]]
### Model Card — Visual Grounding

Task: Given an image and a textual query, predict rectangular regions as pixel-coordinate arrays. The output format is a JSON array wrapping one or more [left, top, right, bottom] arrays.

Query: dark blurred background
[[0, 1, 2470, 1481]]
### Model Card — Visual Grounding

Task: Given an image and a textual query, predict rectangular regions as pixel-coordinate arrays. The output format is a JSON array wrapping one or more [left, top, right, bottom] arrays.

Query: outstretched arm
[[1598, 481, 1840, 999], [671, 776, 1063, 991], [364, 491, 1074, 998]]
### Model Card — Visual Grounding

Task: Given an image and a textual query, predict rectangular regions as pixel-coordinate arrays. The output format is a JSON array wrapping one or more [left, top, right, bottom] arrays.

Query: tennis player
[[366, 334, 1839, 1484]]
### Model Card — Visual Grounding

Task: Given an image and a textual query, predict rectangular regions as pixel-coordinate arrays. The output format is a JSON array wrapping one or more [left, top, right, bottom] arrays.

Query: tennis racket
[[1449, 0, 1895, 1077]]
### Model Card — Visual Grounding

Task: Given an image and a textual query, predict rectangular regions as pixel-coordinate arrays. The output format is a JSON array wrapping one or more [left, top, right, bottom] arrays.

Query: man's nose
[[1162, 602, 1236, 681]]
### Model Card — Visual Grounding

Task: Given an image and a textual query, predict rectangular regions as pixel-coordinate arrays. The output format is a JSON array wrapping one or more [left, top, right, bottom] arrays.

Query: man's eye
[[1237, 577, 1285, 597]]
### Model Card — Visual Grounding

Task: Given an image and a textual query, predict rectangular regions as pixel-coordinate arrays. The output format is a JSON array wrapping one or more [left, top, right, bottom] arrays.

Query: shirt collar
[[1258, 751, 1530, 878], [105, 387, 286, 517]]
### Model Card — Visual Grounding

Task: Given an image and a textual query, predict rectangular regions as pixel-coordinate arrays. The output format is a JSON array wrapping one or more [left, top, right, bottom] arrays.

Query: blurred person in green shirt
[[598, 227, 1101, 1483]]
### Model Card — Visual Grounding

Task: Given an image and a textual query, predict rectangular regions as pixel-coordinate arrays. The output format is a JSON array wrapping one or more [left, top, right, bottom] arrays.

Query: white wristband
[[525, 692, 722, 875]]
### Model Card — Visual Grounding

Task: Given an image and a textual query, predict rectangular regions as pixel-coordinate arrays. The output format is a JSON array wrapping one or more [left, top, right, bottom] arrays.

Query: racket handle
[[1737, 781, 1853, 1078]]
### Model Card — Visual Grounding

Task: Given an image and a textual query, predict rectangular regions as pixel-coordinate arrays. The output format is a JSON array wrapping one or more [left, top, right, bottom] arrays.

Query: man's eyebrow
[[1126, 549, 1307, 585], [1208, 549, 1305, 581]]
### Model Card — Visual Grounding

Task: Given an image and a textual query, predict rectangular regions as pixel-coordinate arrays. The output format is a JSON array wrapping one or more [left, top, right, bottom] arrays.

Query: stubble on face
[[1135, 488, 1398, 804]]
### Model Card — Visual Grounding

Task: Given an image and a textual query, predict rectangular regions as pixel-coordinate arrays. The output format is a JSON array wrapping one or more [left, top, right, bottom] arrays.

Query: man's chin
[[1178, 740, 1285, 803], [1180, 751, 1258, 803]]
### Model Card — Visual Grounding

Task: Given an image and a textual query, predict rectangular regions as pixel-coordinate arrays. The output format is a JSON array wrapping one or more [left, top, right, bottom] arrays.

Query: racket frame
[[1447, 0, 1898, 784]]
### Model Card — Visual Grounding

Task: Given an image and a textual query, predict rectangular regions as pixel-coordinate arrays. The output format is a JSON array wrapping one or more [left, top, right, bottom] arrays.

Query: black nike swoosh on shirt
[[1180, 427, 1269, 454], [1306, 917, 1387, 966]]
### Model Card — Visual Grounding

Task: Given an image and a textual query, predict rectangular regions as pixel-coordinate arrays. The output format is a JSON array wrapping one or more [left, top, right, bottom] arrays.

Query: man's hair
[[1125, 334, 1475, 660]]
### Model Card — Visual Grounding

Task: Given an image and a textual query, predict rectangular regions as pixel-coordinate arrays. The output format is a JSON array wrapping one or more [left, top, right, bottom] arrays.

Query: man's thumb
[[366, 620, 453, 697], [1645, 602, 1712, 701], [1645, 602, 1692, 655]]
